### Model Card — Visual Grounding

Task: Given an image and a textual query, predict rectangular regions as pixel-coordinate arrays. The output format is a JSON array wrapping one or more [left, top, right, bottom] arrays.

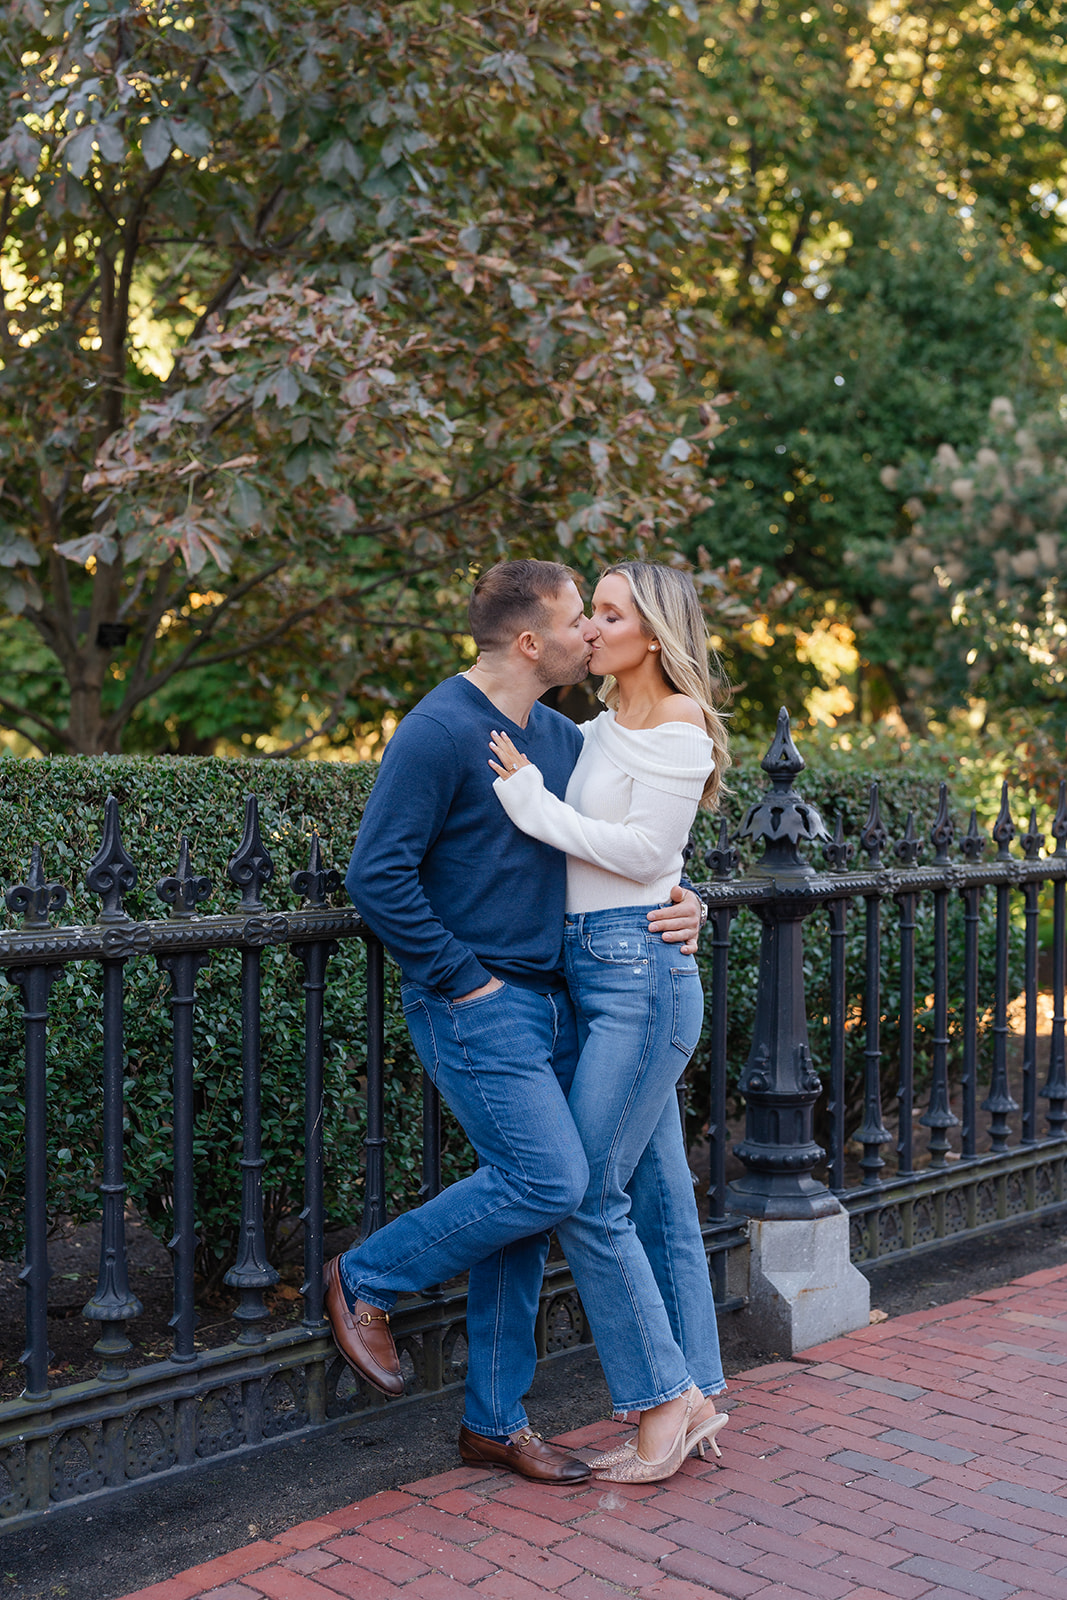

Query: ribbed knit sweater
[[493, 709, 714, 912]]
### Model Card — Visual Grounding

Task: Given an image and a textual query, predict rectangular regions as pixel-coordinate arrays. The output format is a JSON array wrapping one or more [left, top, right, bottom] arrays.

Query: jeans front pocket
[[400, 985, 441, 1084], [583, 926, 650, 967], [669, 964, 703, 1054], [448, 980, 509, 1012]]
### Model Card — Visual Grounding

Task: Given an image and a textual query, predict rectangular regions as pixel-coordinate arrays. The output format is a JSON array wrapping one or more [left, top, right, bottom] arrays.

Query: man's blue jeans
[[338, 981, 587, 1439], [556, 907, 726, 1414]]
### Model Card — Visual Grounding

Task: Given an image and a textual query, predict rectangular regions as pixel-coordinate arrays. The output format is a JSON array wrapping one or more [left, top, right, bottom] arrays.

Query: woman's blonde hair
[[596, 561, 731, 810]]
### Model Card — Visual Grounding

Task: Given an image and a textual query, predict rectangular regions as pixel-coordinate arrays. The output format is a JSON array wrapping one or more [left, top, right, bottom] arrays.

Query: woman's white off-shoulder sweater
[[492, 709, 714, 912]]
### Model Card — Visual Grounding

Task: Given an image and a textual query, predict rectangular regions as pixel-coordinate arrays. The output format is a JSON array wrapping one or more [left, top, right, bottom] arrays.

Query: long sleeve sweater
[[493, 709, 714, 912], [345, 675, 582, 997]]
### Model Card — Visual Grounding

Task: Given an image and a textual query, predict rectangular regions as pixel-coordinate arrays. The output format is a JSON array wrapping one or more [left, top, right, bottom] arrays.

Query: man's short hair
[[468, 560, 576, 650]]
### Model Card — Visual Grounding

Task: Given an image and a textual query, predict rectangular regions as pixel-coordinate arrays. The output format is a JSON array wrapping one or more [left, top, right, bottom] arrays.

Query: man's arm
[[346, 716, 493, 998], [647, 885, 705, 955]]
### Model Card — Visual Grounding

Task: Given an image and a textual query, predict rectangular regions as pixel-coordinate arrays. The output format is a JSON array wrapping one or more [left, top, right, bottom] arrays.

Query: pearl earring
[[649, 643, 659, 652]]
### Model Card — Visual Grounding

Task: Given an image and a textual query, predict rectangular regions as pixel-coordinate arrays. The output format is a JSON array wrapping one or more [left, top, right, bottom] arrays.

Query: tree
[[0, 0, 749, 756], [672, 0, 1067, 731], [878, 397, 1067, 762], [683, 193, 1048, 727]]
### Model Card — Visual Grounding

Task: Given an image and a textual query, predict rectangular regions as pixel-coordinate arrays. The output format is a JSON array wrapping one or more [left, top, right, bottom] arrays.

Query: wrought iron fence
[[697, 710, 1067, 1264], [2, 709, 1066, 1530]]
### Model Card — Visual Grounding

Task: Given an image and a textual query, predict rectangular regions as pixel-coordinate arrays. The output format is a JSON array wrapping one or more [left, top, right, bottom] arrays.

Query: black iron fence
[[1, 710, 1065, 1529]]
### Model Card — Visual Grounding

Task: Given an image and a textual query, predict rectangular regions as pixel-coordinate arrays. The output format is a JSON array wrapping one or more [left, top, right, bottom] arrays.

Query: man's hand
[[647, 885, 704, 955], [453, 976, 504, 1003]]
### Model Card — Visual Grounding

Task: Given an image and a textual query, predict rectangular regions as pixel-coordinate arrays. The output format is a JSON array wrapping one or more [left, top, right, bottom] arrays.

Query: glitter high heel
[[585, 1434, 636, 1469], [595, 1392, 697, 1485]]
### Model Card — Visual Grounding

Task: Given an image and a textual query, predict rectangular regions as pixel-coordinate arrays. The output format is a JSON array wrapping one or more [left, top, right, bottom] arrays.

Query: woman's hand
[[489, 729, 532, 781]]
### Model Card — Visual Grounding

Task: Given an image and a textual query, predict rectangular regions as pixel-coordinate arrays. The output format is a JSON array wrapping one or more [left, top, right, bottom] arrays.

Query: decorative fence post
[[291, 833, 340, 1337], [224, 796, 281, 1344], [5, 846, 67, 1404], [728, 709, 870, 1353], [82, 797, 144, 1380], [156, 836, 212, 1366]]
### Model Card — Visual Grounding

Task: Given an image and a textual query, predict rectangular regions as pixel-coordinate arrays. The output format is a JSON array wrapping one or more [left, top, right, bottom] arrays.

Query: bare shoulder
[[648, 694, 706, 730]]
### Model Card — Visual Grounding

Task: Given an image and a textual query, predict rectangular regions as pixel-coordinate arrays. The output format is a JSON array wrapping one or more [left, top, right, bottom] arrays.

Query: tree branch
[[262, 692, 348, 758], [763, 202, 811, 328], [109, 552, 185, 716], [0, 716, 52, 757], [103, 558, 288, 737], [341, 474, 508, 540], [0, 183, 17, 350], [0, 694, 71, 751], [178, 185, 289, 358]]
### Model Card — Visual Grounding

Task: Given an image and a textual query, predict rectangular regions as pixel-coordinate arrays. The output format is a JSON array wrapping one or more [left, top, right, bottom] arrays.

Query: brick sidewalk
[[115, 1264, 1067, 1600]]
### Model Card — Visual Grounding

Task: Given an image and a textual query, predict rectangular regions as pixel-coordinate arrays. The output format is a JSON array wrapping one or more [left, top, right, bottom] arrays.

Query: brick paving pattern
[[114, 1265, 1067, 1600]]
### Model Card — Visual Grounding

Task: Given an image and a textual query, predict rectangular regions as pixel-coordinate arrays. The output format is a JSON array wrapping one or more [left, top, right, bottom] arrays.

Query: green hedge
[[0, 733, 1026, 1269], [686, 730, 1024, 1160], [0, 755, 470, 1275]]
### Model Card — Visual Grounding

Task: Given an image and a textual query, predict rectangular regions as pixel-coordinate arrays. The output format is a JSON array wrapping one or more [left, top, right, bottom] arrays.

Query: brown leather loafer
[[458, 1424, 590, 1483], [323, 1255, 404, 1398]]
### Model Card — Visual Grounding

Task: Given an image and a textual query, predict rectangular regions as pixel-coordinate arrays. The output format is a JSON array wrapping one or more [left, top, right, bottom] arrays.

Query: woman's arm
[[488, 729, 698, 884]]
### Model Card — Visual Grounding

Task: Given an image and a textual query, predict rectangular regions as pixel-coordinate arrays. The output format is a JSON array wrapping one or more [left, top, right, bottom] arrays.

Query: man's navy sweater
[[345, 675, 583, 998]]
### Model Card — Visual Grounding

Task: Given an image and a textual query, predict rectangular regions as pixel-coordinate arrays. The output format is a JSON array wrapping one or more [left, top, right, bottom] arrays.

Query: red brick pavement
[[114, 1265, 1067, 1600]]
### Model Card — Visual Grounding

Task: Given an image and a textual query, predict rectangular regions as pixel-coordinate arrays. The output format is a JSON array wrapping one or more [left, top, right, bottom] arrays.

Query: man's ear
[[516, 628, 540, 663]]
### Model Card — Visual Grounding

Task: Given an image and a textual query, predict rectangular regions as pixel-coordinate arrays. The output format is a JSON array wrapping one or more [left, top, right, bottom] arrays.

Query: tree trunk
[[67, 668, 116, 755]]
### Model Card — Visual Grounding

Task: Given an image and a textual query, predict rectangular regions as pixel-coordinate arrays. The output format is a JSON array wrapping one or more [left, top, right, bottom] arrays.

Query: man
[[326, 560, 704, 1484]]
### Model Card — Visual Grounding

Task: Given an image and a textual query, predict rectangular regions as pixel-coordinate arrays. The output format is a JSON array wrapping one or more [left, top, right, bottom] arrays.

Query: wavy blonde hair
[[596, 561, 731, 810]]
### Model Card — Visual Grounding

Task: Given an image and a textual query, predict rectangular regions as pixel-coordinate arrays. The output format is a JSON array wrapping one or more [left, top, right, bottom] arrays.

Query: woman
[[487, 560, 730, 1484]]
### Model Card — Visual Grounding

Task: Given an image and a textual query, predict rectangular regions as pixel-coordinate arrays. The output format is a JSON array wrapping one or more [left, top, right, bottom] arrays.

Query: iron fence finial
[[893, 810, 922, 867], [860, 782, 888, 867], [156, 837, 212, 919], [992, 781, 1016, 860], [705, 816, 739, 880], [291, 832, 341, 906], [86, 795, 138, 922], [228, 795, 276, 912], [960, 807, 986, 862], [739, 707, 828, 877], [5, 844, 68, 929], [1021, 805, 1044, 862], [930, 783, 954, 864], [1052, 779, 1067, 857], [822, 812, 855, 872]]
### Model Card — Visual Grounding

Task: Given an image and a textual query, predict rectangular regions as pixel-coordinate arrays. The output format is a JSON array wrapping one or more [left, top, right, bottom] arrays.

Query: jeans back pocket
[[669, 965, 703, 1054]]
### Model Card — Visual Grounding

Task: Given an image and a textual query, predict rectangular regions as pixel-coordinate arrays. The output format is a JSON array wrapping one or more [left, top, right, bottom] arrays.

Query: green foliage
[[877, 399, 1067, 770], [0, 755, 474, 1273], [0, 735, 1032, 1269], [679, 0, 1067, 734], [685, 730, 1027, 1161], [0, 0, 754, 757], [689, 197, 1042, 589]]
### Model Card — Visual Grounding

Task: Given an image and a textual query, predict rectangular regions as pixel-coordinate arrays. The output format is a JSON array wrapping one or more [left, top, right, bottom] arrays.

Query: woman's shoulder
[[646, 694, 707, 732]]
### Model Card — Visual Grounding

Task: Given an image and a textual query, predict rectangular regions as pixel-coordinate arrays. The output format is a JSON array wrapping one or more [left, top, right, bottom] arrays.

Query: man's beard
[[535, 642, 590, 690]]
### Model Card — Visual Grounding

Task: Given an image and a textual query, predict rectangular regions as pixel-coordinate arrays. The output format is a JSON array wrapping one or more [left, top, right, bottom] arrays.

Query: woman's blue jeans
[[557, 906, 726, 1414], [338, 981, 588, 1439]]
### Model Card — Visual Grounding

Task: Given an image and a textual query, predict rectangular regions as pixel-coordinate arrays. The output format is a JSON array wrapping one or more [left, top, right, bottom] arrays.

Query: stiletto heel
[[688, 1410, 728, 1462]]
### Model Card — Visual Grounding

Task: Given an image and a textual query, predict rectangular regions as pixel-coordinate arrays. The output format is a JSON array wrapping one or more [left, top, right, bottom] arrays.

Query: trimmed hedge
[[686, 731, 1023, 1159], [0, 733, 1022, 1268], [0, 756, 464, 1273]]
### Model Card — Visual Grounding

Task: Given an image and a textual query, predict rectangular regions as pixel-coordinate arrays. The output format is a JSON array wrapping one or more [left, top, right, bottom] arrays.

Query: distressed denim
[[338, 981, 586, 1438], [557, 906, 725, 1414]]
